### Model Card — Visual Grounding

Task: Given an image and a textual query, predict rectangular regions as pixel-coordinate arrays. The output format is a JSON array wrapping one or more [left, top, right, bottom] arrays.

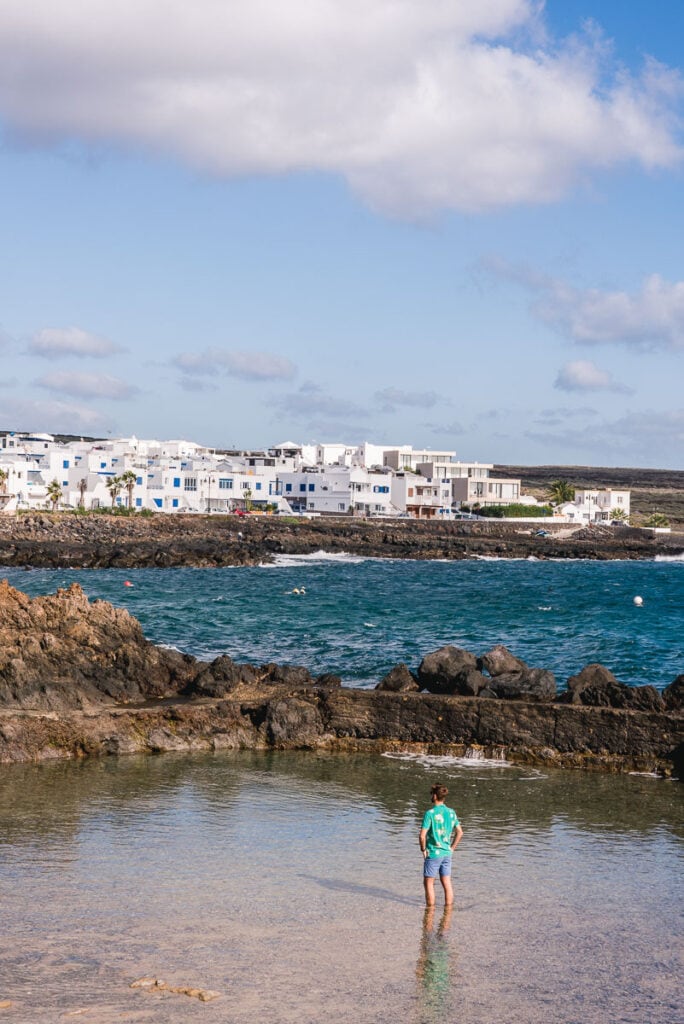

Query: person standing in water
[[419, 784, 463, 907]]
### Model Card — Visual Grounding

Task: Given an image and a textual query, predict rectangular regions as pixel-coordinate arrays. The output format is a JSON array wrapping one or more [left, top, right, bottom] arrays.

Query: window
[[617, 496, 623, 504], [172, 498, 179, 508], [184, 478, 197, 491], [255, 482, 262, 491], [308, 483, 315, 492], [62, 460, 69, 469], [219, 478, 233, 490], [101, 462, 107, 469], [136, 498, 142, 507], [285, 484, 292, 493], [173, 477, 181, 488], [300, 484, 306, 492], [338, 503, 346, 511], [62, 480, 68, 487], [136, 476, 143, 485]]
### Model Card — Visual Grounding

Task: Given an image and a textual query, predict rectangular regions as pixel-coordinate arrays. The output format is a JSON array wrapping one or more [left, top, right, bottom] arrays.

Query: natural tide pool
[[0, 750, 681, 1023]]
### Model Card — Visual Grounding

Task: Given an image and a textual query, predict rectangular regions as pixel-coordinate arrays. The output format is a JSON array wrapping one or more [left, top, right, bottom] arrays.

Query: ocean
[[3, 551, 683, 689]]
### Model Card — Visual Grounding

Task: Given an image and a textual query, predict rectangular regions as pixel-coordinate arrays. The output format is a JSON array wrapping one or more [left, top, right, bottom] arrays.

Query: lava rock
[[376, 664, 420, 692], [478, 644, 528, 677], [486, 668, 557, 703], [663, 675, 684, 712], [417, 645, 478, 694]]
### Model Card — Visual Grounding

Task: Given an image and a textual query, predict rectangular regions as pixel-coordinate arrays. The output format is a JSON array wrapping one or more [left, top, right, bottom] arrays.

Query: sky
[[0, 0, 682, 468]]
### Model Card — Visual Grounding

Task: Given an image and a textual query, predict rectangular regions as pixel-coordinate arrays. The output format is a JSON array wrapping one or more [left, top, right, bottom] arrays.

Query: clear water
[[0, 751, 681, 1023], [3, 553, 683, 689]]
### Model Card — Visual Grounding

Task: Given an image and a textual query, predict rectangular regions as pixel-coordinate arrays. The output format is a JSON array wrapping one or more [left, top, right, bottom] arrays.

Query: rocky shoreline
[[0, 581, 681, 776], [0, 511, 682, 567]]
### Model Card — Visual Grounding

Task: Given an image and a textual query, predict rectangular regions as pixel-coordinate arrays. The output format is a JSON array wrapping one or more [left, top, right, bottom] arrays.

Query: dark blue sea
[[5, 551, 683, 689]]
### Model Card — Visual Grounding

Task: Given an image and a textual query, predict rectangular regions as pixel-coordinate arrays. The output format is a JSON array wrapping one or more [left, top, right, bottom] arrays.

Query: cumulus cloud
[[173, 348, 296, 381], [374, 387, 442, 413], [35, 371, 139, 400], [490, 261, 684, 349], [178, 377, 219, 393], [0, 2, 681, 215], [1, 397, 112, 433], [526, 408, 684, 465], [28, 326, 123, 359], [554, 360, 632, 393], [535, 275, 684, 349]]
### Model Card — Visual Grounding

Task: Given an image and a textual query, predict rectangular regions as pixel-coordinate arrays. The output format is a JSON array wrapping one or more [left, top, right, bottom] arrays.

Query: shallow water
[[4, 554, 683, 688], [1, 751, 681, 1023]]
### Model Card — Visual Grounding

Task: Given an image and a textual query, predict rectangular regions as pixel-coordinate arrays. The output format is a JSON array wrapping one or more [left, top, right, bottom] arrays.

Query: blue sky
[[0, 0, 682, 467]]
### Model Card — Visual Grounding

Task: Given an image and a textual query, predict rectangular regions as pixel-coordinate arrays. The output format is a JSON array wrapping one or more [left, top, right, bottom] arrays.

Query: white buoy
[[633, 595, 643, 606]]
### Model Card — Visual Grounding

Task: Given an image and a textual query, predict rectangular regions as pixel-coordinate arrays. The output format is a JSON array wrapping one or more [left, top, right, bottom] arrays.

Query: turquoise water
[[0, 751, 681, 1023], [4, 553, 683, 689]]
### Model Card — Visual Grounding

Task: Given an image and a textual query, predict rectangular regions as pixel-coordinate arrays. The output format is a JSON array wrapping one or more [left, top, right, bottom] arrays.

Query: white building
[[559, 489, 631, 524]]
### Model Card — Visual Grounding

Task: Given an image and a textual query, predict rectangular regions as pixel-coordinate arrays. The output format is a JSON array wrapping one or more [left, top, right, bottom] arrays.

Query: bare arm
[[451, 824, 463, 851], [419, 827, 429, 857]]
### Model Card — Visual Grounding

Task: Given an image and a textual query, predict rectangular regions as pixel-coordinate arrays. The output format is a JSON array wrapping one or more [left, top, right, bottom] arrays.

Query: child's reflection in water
[[416, 905, 457, 1023]]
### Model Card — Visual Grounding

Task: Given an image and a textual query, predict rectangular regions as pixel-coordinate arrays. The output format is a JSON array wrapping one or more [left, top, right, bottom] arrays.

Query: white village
[[0, 431, 630, 523]]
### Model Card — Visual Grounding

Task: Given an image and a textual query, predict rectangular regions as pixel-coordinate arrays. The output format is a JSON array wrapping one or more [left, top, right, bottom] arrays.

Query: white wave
[[383, 751, 512, 770], [266, 550, 369, 567], [538, 606, 553, 611], [655, 553, 684, 562], [363, 622, 377, 628]]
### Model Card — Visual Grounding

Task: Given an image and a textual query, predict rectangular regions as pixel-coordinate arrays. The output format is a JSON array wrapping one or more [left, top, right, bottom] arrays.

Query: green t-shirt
[[422, 804, 459, 858]]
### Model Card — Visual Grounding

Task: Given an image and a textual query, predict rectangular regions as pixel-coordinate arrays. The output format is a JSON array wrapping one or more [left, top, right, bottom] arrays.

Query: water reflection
[[416, 906, 457, 1024], [0, 750, 681, 1023]]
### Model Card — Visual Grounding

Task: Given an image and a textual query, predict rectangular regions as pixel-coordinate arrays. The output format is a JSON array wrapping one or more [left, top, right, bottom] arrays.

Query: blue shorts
[[423, 855, 452, 878]]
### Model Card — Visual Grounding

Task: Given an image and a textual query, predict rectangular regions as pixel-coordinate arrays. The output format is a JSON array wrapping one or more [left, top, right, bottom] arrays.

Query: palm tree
[[549, 479, 575, 505], [78, 478, 88, 510], [610, 508, 629, 524], [120, 470, 137, 509], [244, 487, 253, 512], [106, 475, 123, 509], [644, 512, 669, 528], [0, 468, 7, 494], [46, 479, 62, 511]]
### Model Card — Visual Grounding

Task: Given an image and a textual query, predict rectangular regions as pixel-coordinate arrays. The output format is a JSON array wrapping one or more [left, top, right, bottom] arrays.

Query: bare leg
[[440, 874, 454, 906], [423, 877, 436, 907]]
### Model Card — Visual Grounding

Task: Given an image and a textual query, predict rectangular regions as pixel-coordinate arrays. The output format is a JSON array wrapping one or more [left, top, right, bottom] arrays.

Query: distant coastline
[[0, 512, 682, 568]]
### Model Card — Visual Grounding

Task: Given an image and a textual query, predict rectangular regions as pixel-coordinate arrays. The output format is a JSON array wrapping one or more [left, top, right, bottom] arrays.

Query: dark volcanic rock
[[663, 675, 684, 712], [564, 664, 626, 706], [418, 646, 478, 694], [376, 663, 420, 692], [486, 668, 557, 703], [478, 645, 527, 677], [0, 579, 199, 711], [189, 656, 259, 697], [315, 673, 342, 688], [260, 663, 314, 688], [564, 663, 665, 711]]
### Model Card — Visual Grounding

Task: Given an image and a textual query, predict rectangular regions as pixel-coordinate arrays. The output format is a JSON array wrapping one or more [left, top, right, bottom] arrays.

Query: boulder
[[190, 656, 258, 697], [478, 644, 528, 677], [376, 664, 420, 693], [417, 645, 477, 694], [486, 668, 557, 703], [622, 685, 665, 713], [564, 664, 626, 707], [260, 663, 314, 688], [315, 673, 342, 688], [663, 675, 684, 712], [456, 668, 489, 697]]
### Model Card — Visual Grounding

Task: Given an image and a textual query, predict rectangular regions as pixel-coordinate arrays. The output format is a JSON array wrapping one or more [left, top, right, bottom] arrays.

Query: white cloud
[[375, 387, 442, 412], [28, 326, 123, 359], [274, 381, 367, 420], [535, 275, 684, 349], [525, 408, 684, 465], [0, 2, 681, 215], [554, 360, 632, 393], [174, 348, 296, 381], [1, 397, 112, 433], [490, 261, 684, 349], [36, 371, 139, 400]]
